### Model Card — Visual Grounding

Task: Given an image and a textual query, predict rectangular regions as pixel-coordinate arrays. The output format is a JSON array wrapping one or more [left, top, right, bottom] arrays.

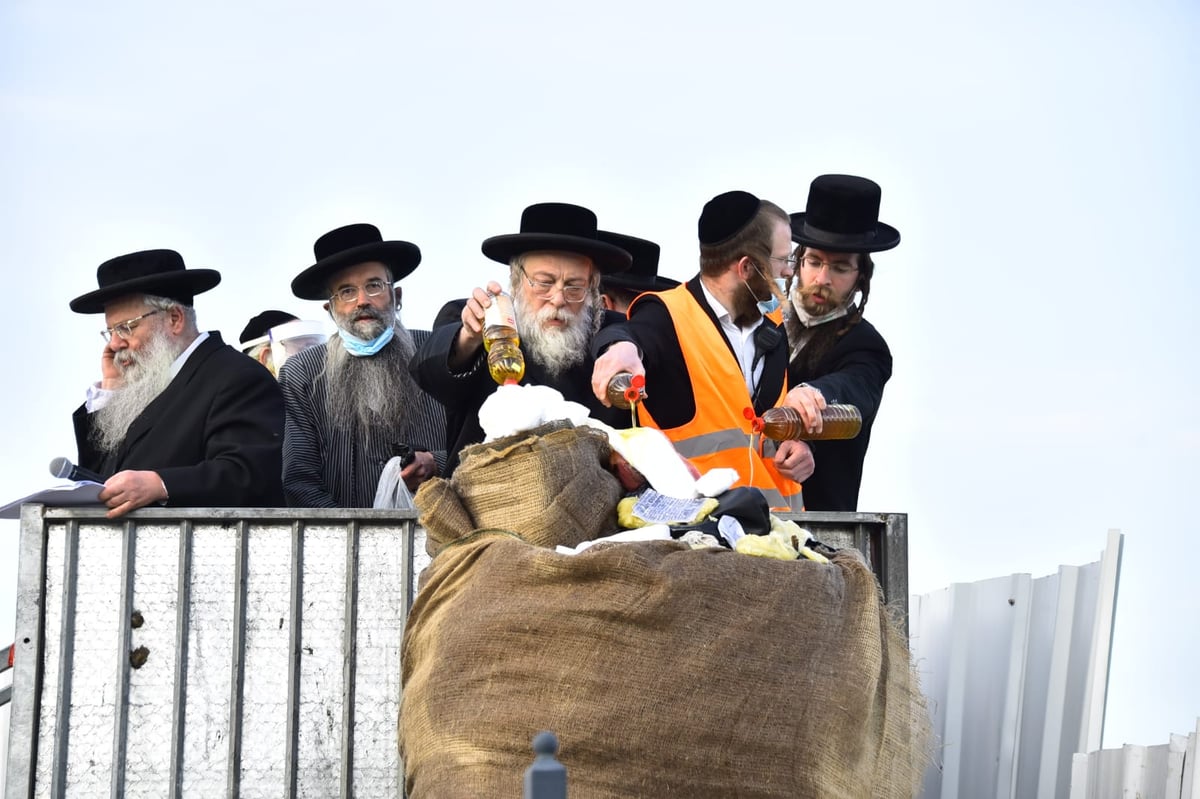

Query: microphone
[[49, 457, 104, 484]]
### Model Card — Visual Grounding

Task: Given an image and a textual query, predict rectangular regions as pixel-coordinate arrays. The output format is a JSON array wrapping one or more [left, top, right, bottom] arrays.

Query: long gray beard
[[515, 293, 597, 380], [324, 322, 420, 448], [91, 332, 183, 454]]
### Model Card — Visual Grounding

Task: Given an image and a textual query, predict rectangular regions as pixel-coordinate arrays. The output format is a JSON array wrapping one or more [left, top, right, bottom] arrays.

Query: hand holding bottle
[[453, 280, 506, 366], [591, 341, 644, 407], [782, 383, 828, 436]]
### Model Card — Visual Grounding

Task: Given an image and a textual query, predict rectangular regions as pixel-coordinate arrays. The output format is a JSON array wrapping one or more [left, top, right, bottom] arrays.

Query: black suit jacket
[[787, 317, 892, 511], [73, 332, 286, 507]]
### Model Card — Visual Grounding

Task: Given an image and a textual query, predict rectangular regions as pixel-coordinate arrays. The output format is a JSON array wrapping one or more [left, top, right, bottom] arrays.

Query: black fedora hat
[[597, 231, 678, 292], [240, 310, 298, 345], [481, 203, 632, 275], [789, 174, 900, 253], [70, 249, 221, 314], [292, 223, 421, 300]]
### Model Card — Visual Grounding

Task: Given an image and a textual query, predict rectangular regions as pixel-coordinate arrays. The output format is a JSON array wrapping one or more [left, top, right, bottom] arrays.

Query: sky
[[2, 0, 1197, 751]]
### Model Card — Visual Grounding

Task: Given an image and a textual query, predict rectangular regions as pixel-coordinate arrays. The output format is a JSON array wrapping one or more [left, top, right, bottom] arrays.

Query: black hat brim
[[789, 214, 901, 253], [70, 270, 222, 314], [602, 273, 680, 293], [291, 241, 421, 301], [481, 234, 632, 275]]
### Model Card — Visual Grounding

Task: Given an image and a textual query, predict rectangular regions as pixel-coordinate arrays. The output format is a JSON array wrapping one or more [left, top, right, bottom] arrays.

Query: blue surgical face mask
[[758, 278, 789, 314], [338, 325, 394, 357], [745, 270, 788, 315]]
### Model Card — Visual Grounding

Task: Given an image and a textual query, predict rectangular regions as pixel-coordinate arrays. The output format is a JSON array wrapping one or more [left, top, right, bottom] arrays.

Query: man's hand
[[452, 281, 504, 367], [98, 470, 168, 518], [100, 342, 124, 390], [401, 450, 438, 492], [774, 440, 815, 484], [783, 384, 828, 435], [591, 341, 644, 406]]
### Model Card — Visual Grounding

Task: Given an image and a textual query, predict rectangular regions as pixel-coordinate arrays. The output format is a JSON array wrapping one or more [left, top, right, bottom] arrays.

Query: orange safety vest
[[633, 285, 802, 512]]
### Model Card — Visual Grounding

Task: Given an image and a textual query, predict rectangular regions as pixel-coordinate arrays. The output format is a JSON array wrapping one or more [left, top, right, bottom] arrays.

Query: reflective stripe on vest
[[632, 284, 800, 508]]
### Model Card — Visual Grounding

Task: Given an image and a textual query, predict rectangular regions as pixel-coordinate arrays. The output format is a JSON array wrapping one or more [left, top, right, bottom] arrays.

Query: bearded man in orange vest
[[590, 191, 818, 511]]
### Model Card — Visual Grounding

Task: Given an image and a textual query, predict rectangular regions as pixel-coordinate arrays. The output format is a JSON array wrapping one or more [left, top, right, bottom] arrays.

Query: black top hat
[[70, 249, 222, 314], [240, 310, 298, 344], [789, 174, 900, 253], [698, 190, 762, 246], [291, 223, 421, 300], [597, 231, 678, 293], [481, 203, 632, 275]]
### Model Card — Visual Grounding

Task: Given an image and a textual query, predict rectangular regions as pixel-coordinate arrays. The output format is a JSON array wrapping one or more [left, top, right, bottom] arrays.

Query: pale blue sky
[[2, 0, 1197, 748]]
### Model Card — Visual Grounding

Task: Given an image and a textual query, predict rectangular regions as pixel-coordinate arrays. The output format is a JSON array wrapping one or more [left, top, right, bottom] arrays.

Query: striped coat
[[278, 330, 447, 508]]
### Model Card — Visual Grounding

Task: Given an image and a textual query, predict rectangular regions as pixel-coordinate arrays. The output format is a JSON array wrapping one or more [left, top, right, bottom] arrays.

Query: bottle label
[[484, 293, 517, 330]]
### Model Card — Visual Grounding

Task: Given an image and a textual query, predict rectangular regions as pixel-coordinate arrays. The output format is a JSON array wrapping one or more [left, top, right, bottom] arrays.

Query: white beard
[[515, 296, 595, 380], [91, 330, 184, 454]]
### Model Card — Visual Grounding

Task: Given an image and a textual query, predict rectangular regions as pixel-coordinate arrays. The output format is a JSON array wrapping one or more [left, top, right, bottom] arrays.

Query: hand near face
[[99, 470, 168, 518], [100, 342, 123, 390]]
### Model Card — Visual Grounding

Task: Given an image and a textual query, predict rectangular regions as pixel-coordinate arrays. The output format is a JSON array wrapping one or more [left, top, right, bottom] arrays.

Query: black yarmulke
[[698, 190, 761, 245], [240, 310, 298, 344]]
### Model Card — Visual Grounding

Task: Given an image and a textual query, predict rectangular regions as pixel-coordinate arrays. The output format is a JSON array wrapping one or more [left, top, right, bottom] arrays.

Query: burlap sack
[[400, 535, 931, 799], [414, 422, 621, 557]]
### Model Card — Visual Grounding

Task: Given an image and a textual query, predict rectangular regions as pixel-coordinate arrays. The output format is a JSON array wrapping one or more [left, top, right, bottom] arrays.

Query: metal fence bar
[[284, 519, 305, 799], [340, 521, 361, 797], [50, 519, 80, 799], [109, 519, 137, 799], [225, 520, 249, 798], [168, 519, 194, 799], [5, 507, 49, 797]]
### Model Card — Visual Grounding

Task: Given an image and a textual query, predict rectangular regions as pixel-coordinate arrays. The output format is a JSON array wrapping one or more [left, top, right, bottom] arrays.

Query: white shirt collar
[[170, 331, 209, 379]]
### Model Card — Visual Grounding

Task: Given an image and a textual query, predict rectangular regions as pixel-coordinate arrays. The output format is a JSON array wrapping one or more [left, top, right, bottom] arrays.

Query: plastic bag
[[373, 455, 416, 509]]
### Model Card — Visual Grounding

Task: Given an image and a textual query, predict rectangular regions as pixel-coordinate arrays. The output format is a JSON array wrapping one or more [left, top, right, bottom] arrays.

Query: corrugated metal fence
[[911, 529, 1124, 798]]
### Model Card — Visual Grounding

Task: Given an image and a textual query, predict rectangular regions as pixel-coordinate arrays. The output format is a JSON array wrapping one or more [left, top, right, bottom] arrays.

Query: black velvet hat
[[240, 310, 298, 344], [698, 190, 762, 245], [70, 249, 222, 314], [481, 203, 632, 274], [789, 174, 900, 253], [597, 231, 678, 292], [291, 223, 421, 300]]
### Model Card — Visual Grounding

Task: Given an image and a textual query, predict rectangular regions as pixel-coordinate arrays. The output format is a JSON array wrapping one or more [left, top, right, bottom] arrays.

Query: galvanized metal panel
[[781, 511, 908, 616], [912, 529, 1123, 799], [6, 507, 417, 799], [7, 505, 891, 798]]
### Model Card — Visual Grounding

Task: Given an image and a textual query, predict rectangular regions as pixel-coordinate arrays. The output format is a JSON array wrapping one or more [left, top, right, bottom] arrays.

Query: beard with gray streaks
[[90, 328, 186, 454], [325, 302, 420, 450], [513, 287, 600, 380]]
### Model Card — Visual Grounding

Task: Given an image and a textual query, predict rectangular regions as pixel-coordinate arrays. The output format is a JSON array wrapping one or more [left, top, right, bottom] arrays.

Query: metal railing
[[5, 504, 905, 798]]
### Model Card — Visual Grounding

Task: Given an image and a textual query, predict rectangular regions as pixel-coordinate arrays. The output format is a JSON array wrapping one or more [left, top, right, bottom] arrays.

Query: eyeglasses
[[800, 254, 858, 276], [769, 255, 798, 267], [330, 278, 392, 305], [519, 267, 588, 303], [101, 309, 160, 343]]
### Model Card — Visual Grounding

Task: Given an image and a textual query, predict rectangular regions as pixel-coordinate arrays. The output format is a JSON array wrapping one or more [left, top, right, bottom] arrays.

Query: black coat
[[411, 302, 631, 475], [73, 332, 286, 507], [787, 317, 892, 511]]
